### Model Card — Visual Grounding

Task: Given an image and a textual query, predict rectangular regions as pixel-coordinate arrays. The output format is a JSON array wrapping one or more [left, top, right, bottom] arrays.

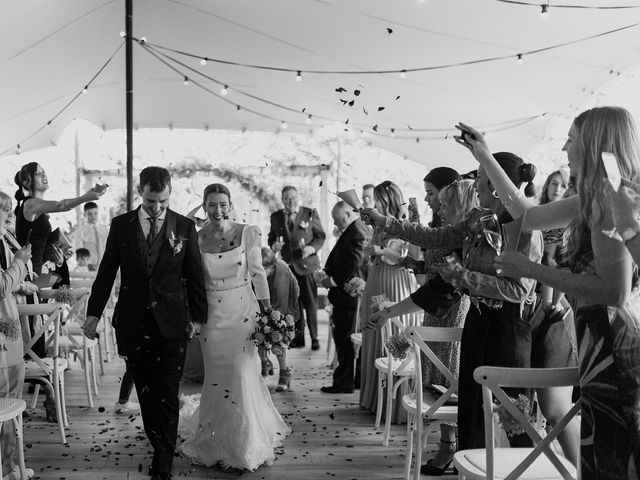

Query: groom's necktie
[[147, 217, 158, 246]]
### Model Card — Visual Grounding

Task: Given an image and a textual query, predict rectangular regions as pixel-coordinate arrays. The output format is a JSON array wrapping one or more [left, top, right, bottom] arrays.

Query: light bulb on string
[[119, 31, 126, 38], [82, 86, 88, 94], [221, 85, 228, 96], [236, 105, 241, 113], [305, 115, 312, 124], [296, 71, 302, 82], [200, 57, 208, 66], [281, 120, 288, 130], [139, 37, 147, 45], [516, 54, 524, 65], [183, 76, 189, 86], [390, 128, 396, 138], [16, 145, 21, 155], [400, 70, 407, 79], [540, 4, 549, 19]]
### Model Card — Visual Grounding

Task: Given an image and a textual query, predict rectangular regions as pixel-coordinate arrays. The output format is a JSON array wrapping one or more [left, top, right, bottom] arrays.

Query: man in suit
[[318, 201, 368, 393], [83, 167, 207, 480], [268, 185, 325, 351]]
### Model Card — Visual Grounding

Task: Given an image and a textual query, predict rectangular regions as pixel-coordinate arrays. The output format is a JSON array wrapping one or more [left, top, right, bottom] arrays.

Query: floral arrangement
[[344, 277, 366, 297], [249, 309, 295, 357], [54, 285, 76, 306], [370, 294, 394, 313], [496, 394, 535, 437], [168, 231, 187, 255], [385, 333, 411, 360], [0, 317, 21, 341]]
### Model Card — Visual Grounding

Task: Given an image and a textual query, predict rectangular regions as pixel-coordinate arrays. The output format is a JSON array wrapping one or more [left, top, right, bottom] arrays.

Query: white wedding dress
[[178, 225, 290, 470]]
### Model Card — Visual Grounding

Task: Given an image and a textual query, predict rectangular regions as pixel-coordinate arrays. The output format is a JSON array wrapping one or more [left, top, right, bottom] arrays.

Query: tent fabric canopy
[[2, 0, 640, 171]]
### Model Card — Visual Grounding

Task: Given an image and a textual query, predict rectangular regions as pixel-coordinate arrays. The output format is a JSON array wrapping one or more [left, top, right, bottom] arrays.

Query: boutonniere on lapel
[[168, 231, 187, 255], [299, 220, 309, 229]]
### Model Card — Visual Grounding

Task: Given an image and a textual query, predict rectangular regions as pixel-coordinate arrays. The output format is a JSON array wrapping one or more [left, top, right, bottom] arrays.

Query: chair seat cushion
[[374, 356, 415, 375], [453, 448, 577, 480]]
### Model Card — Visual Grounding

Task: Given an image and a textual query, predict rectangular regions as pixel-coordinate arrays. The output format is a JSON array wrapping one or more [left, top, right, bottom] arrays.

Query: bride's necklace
[[208, 222, 236, 249]]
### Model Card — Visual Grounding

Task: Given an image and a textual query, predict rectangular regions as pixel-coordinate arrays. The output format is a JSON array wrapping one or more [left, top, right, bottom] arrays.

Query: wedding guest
[[73, 201, 108, 270], [603, 180, 640, 262], [318, 201, 369, 394], [0, 190, 34, 479], [457, 106, 640, 477], [268, 186, 325, 351], [362, 184, 376, 209], [14, 162, 104, 422], [370, 179, 477, 475], [362, 153, 542, 450], [260, 247, 299, 392], [73, 248, 91, 272], [359, 181, 420, 421]]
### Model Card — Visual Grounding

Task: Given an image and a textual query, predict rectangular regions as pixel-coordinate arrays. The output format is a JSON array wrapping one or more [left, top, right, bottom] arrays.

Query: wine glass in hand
[[480, 214, 503, 255]]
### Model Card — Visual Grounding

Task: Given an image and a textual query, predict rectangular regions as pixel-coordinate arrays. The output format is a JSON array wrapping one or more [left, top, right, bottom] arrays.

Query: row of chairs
[[389, 325, 579, 480]]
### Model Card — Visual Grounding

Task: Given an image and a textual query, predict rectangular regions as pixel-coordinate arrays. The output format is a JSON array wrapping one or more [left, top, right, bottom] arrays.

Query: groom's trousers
[[129, 310, 187, 476]]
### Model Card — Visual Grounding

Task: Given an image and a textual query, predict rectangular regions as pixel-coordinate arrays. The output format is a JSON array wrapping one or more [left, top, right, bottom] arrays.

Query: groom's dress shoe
[[311, 339, 320, 351], [320, 385, 354, 394]]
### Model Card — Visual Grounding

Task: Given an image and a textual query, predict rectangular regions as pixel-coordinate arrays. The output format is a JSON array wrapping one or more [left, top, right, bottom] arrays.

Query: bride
[[179, 183, 290, 471]]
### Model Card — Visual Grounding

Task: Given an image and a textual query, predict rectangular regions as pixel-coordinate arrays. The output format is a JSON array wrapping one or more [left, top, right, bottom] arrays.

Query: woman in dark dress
[[14, 162, 104, 420], [458, 107, 640, 479], [363, 152, 543, 451]]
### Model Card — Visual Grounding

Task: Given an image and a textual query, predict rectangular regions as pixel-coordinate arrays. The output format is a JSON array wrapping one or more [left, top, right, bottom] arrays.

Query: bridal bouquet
[[344, 277, 366, 297], [370, 294, 394, 313], [54, 285, 76, 307], [249, 309, 295, 357]]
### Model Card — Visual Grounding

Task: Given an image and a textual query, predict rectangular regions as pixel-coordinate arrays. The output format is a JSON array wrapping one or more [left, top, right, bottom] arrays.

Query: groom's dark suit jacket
[[87, 207, 207, 356]]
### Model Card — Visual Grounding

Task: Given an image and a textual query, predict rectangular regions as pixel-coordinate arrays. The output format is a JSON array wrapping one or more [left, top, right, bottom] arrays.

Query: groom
[[83, 167, 207, 480]]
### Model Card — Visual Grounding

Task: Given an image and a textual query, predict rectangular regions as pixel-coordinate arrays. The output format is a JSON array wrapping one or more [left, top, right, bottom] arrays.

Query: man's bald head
[[331, 200, 356, 232]]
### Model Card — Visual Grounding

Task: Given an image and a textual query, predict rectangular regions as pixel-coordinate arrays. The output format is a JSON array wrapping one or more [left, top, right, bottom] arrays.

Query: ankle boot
[[276, 368, 291, 392]]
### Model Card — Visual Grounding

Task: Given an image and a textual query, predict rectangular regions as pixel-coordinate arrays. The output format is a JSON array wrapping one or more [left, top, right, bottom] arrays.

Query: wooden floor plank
[[21, 310, 455, 479]]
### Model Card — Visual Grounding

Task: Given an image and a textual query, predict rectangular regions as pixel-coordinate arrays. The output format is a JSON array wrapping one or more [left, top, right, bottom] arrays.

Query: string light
[[305, 115, 312, 124], [390, 128, 396, 138], [200, 57, 208, 66], [82, 86, 88, 94], [221, 85, 228, 95], [183, 76, 189, 85], [16, 145, 21, 155], [540, 4, 550, 19], [236, 105, 241, 112], [295, 71, 302, 82], [119, 31, 126, 38], [496, 0, 640, 10], [400, 69, 407, 79], [140, 37, 147, 45], [281, 120, 288, 129], [517, 54, 524, 64]]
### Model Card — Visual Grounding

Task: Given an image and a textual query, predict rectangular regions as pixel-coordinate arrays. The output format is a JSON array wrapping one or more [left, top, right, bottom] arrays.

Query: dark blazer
[[268, 206, 326, 276], [324, 219, 369, 308], [87, 207, 207, 356]]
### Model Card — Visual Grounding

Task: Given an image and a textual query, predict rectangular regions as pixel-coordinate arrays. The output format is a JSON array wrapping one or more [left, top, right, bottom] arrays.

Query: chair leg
[[13, 414, 26, 480], [97, 337, 105, 375], [30, 384, 40, 410], [90, 349, 99, 395], [375, 372, 384, 429], [59, 373, 69, 427], [83, 347, 93, 408], [383, 371, 394, 446], [414, 415, 423, 480], [353, 344, 361, 385], [404, 412, 414, 480]]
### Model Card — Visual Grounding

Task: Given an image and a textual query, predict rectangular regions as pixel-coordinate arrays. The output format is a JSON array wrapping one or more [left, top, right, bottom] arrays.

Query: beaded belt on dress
[[206, 281, 250, 292]]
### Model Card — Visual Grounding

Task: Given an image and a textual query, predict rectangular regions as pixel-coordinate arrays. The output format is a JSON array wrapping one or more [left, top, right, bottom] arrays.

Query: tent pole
[[125, 0, 133, 210]]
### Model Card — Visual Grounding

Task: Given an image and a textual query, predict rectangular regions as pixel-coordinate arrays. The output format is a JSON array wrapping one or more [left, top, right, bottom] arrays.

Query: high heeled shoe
[[261, 358, 274, 377], [276, 368, 291, 392], [419, 440, 456, 476]]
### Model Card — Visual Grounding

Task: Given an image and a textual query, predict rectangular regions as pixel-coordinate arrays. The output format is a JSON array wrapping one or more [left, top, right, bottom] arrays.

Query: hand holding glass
[[480, 214, 503, 255]]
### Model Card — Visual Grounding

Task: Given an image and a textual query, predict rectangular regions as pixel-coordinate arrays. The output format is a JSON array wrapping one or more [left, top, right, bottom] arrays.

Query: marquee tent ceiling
[[2, 0, 640, 171]]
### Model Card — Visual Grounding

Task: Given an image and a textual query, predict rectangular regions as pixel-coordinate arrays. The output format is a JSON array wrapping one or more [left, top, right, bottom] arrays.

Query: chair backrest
[[68, 271, 97, 280], [17, 303, 65, 374], [406, 326, 463, 418], [474, 366, 580, 480], [379, 317, 414, 372], [70, 278, 94, 288]]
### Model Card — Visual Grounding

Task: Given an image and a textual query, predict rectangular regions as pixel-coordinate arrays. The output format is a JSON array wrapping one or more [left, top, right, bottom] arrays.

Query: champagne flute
[[480, 214, 502, 255]]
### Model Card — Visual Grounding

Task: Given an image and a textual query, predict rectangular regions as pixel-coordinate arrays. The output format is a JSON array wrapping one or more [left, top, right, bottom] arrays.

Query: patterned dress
[[567, 245, 640, 479]]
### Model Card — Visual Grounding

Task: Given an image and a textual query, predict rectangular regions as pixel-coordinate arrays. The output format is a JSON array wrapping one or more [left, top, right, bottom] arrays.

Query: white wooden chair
[[18, 303, 67, 444], [349, 298, 363, 381], [0, 398, 28, 479], [375, 317, 414, 445], [453, 366, 580, 480], [402, 326, 462, 480]]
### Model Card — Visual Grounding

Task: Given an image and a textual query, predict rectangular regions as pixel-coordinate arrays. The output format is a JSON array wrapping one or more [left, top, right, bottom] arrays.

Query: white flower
[[299, 221, 309, 229]]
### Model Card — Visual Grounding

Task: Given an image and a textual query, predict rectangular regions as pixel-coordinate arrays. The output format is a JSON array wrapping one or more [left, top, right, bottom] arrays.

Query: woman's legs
[[536, 386, 579, 466], [276, 351, 291, 392]]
